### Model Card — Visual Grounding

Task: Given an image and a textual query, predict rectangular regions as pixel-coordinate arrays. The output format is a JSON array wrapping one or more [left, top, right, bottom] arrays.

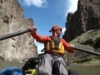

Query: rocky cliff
[[0, 0, 38, 62], [63, 0, 100, 42], [63, 0, 100, 65]]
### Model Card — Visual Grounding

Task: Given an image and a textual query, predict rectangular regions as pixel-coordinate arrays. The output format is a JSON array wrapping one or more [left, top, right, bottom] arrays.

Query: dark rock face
[[0, 0, 38, 62], [63, 0, 100, 42], [63, 0, 100, 65]]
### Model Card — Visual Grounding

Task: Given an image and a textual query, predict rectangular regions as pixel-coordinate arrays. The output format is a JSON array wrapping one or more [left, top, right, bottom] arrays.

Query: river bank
[[70, 58, 100, 67]]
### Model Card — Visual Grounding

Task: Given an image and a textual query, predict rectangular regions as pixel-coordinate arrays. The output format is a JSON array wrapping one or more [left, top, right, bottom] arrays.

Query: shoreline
[[69, 63, 100, 67], [1, 59, 100, 68]]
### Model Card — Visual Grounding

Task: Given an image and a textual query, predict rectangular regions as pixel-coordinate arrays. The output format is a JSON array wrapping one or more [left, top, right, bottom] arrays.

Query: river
[[0, 60, 100, 75]]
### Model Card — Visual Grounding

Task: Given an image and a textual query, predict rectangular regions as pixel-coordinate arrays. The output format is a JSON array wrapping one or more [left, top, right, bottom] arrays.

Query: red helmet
[[49, 25, 62, 32]]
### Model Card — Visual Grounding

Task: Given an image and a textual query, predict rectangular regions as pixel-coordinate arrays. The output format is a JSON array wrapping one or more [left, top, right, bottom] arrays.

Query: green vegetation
[[65, 29, 100, 66]]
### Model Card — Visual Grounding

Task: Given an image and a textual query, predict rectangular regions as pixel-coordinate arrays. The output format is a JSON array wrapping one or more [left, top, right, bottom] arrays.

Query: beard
[[57, 33, 61, 37]]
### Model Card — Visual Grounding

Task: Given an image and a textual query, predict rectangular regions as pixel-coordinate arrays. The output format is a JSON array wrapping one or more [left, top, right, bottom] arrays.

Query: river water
[[0, 60, 100, 75]]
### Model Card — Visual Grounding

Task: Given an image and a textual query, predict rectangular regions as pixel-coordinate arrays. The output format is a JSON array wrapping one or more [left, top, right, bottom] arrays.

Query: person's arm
[[28, 26, 50, 43], [30, 32, 50, 43], [61, 39, 74, 53]]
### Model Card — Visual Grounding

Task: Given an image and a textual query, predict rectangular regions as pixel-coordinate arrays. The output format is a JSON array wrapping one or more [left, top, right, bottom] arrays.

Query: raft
[[0, 67, 80, 75], [0, 67, 23, 75]]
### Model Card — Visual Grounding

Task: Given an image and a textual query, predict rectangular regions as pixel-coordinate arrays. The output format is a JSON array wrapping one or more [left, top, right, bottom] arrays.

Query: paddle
[[0, 29, 100, 56], [0, 29, 31, 41], [74, 47, 100, 56]]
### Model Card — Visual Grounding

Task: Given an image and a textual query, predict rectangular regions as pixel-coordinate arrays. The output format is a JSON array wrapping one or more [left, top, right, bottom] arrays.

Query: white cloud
[[22, 0, 48, 8], [65, 0, 78, 17], [62, 27, 66, 34]]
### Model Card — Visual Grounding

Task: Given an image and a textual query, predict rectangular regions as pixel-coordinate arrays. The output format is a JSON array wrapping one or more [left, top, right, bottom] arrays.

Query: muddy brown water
[[0, 60, 100, 75]]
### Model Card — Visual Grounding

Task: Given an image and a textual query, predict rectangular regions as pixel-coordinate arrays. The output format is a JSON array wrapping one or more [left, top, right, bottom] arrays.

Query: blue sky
[[18, 0, 78, 54]]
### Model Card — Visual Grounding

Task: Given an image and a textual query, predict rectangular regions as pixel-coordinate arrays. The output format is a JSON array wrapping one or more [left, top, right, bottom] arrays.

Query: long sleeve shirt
[[30, 32, 74, 53]]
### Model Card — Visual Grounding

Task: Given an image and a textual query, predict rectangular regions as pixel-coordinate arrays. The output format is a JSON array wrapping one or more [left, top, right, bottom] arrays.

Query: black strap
[[49, 40, 53, 51], [50, 37, 61, 51]]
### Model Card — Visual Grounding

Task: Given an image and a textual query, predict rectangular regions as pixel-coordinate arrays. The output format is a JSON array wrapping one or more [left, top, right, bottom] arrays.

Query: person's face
[[55, 29, 62, 37]]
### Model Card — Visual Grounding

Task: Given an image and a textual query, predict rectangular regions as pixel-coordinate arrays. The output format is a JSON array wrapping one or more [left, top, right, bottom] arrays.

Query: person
[[23, 25, 75, 75]]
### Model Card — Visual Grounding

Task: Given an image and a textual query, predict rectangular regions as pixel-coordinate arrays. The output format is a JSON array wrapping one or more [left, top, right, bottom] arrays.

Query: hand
[[69, 44, 75, 48], [28, 26, 37, 32]]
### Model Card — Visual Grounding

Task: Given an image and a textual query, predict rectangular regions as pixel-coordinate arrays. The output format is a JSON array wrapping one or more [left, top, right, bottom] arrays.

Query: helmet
[[49, 25, 62, 32]]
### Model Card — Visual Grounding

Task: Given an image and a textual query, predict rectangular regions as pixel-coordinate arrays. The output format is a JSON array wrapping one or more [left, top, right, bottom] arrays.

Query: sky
[[18, 0, 78, 54]]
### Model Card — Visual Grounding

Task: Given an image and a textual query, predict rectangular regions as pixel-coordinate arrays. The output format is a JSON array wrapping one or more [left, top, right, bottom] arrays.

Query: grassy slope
[[65, 29, 100, 66]]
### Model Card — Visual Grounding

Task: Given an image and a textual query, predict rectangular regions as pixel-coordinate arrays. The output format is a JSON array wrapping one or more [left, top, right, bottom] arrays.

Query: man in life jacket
[[26, 25, 75, 75]]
